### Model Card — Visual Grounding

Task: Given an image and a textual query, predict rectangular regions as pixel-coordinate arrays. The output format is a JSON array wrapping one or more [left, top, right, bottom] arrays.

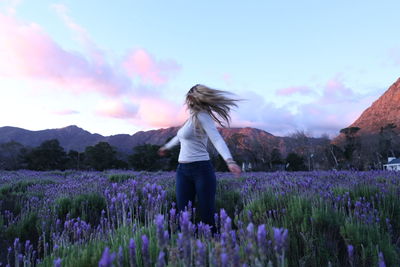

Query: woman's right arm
[[159, 135, 180, 156], [161, 135, 180, 150]]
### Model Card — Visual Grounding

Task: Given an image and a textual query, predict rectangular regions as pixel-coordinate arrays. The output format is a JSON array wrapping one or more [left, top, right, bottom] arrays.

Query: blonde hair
[[185, 84, 241, 134]]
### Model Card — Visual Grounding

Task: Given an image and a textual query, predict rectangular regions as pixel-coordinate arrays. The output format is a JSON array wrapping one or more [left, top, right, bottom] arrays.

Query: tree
[[379, 123, 398, 159], [0, 141, 25, 170], [286, 152, 306, 171], [339, 127, 361, 168], [289, 130, 314, 171], [24, 139, 68, 170], [84, 142, 120, 171], [66, 150, 85, 170], [128, 144, 163, 171], [270, 148, 284, 170]]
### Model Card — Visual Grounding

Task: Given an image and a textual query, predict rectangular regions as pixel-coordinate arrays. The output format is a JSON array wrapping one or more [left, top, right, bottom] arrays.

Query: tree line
[[0, 124, 399, 172], [0, 137, 182, 172]]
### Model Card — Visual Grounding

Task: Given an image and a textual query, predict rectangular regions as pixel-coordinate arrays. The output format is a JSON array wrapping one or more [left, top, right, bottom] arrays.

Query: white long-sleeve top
[[162, 111, 233, 163]]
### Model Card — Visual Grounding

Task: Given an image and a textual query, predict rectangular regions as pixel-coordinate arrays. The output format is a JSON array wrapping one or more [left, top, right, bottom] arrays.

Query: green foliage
[[129, 144, 163, 171], [24, 139, 68, 171], [107, 173, 135, 183], [307, 203, 347, 265], [286, 152, 306, 171], [39, 224, 157, 267], [242, 190, 289, 225], [0, 179, 54, 215], [271, 148, 283, 164], [216, 189, 242, 220], [340, 222, 398, 266], [54, 193, 107, 226], [0, 141, 26, 170], [84, 142, 122, 171], [212, 154, 229, 172], [4, 212, 40, 245], [66, 150, 85, 170]]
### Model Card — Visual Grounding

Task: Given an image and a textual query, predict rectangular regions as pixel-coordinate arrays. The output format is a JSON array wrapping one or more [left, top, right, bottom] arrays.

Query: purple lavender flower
[[246, 223, 255, 243], [247, 210, 253, 222], [221, 252, 229, 267], [25, 240, 30, 254], [378, 251, 386, 267], [180, 211, 190, 236], [195, 240, 206, 267], [257, 224, 268, 257], [13, 238, 19, 252], [233, 245, 240, 267], [169, 208, 177, 232], [163, 230, 169, 246], [129, 238, 137, 267], [54, 257, 62, 267], [155, 214, 166, 248], [18, 254, 23, 264], [99, 247, 116, 267], [118, 246, 123, 267], [156, 251, 165, 267], [141, 235, 150, 267], [347, 244, 354, 266], [272, 227, 288, 255]]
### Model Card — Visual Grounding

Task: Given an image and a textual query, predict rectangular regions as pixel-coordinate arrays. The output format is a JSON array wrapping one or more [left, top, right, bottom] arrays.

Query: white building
[[383, 157, 400, 171]]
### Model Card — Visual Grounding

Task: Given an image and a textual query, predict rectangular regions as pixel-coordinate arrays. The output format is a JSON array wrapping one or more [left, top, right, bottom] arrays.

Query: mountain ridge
[[348, 77, 400, 134], [0, 124, 325, 157]]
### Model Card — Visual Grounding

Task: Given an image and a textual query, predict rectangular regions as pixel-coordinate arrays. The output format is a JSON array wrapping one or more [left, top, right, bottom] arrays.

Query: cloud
[[0, 0, 21, 14], [122, 48, 181, 86], [321, 75, 357, 103], [221, 73, 233, 86], [0, 13, 131, 96], [52, 109, 79, 115], [51, 3, 105, 65], [0, 11, 186, 130], [95, 96, 188, 128], [291, 76, 377, 137], [231, 91, 298, 135], [276, 86, 313, 96], [95, 99, 139, 119], [231, 76, 379, 138], [388, 46, 400, 66]]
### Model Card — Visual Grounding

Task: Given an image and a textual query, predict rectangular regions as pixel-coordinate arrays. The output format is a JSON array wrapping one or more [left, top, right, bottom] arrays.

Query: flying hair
[[185, 84, 243, 134]]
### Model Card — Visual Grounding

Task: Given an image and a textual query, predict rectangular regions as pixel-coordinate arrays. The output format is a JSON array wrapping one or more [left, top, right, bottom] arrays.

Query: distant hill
[[348, 77, 400, 134], [0, 125, 326, 157]]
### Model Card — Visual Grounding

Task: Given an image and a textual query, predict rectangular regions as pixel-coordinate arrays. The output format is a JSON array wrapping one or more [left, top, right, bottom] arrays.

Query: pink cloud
[[231, 77, 381, 137], [135, 97, 187, 127], [51, 4, 105, 66], [123, 48, 181, 86], [0, 13, 130, 96], [95, 96, 188, 127], [95, 99, 139, 119], [389, 46, 400, 65], [221, 73, 233, 85], [322, 76, 355, 101], [52, 109, 79, 115], [276, 86, 313, 96]]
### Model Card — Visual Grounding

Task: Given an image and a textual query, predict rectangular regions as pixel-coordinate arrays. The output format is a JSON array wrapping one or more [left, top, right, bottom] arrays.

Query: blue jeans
[[176, 160, 217, 232]]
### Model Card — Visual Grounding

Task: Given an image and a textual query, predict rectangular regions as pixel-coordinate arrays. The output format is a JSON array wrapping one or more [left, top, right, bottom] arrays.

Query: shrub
[[54, 193, 107, 226], [107, 174, 135, 183]]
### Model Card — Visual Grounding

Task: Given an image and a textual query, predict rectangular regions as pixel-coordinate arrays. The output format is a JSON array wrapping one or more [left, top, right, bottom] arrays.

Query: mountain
[[0, 125, 181, 154], [0, 124, 326, 157], [348, 77, 400, 134]]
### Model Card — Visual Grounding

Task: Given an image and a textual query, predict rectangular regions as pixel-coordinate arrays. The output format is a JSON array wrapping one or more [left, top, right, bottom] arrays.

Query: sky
[[0, 0, 399, 138]]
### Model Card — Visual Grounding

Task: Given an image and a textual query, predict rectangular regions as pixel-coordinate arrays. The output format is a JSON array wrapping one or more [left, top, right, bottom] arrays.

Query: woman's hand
[[158, 147, 167, 157], [227, 163, 241, 178]]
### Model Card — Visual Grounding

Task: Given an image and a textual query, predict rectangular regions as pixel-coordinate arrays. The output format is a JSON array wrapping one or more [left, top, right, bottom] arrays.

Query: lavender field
[[0, 170, 399, 267]]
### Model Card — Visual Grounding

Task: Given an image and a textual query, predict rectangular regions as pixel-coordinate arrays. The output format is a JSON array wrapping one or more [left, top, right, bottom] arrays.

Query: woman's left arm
[[197, 112, 241, 176]]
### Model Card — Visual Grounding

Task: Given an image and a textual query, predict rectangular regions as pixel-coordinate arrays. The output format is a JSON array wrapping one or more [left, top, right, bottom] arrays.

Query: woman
[[158, 84, 241, 233]]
